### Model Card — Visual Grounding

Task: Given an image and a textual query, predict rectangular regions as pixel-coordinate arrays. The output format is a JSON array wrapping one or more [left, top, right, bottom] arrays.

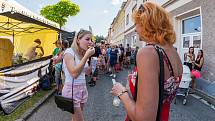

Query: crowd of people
[[50, 1, 205, 121], [51, 31, 139, 120], [88, 42, 139, 82]]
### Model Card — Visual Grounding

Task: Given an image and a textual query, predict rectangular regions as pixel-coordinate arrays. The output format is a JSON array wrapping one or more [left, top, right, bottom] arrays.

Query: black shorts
[[92, 68, 98, 77], [119, 55, 123, 62], [105, 56, 108, 63], [184, 62, 192, 71]]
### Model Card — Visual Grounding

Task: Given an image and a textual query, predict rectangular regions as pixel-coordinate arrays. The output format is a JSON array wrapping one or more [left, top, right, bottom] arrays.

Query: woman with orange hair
[[111, 2, 183, 121]]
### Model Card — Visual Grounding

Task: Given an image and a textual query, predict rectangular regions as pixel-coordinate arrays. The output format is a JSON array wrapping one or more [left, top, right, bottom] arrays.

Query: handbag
[[54, 52, 76, 114], [54, 80, 74, 114]]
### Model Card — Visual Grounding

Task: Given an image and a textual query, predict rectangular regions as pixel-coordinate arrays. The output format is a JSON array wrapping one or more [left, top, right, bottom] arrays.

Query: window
[[183, 36, 190, 48], [193, 35, 201, 48], [126, 14, 129, 25], [133, 35, 137, 44], [182, 16, 201, 34], [155, 0, 166, 5], [131, 35, 137, 47]]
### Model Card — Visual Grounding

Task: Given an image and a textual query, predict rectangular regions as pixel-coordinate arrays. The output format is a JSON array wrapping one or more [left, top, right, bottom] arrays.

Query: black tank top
[[194, 58, 202, 71]]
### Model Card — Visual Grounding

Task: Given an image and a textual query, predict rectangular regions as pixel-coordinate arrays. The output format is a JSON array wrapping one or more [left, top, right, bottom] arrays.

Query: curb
[[15, 89, 56, 121], [194, 89, 215, 106]]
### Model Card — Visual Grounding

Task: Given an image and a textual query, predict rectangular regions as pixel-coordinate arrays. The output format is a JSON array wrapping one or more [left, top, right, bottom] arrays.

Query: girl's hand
[[85, 47, 95, 58], [111, 82, 126, 97]]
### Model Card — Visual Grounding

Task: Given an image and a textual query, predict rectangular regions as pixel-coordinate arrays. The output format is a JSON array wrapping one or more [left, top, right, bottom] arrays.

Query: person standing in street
[[119, 44, 125, 70], [184, 47, 195, 71], [88, 43, 99, 87], [53, 40, 61, 57], [191, 49, 204, 91], [125, 44, 131, 68], [62, 29, 95, 121], [52, 40, 69, 94], [109, 45, 118, 78], [106, 45, 111, 74], [111, 2, 183, 121]]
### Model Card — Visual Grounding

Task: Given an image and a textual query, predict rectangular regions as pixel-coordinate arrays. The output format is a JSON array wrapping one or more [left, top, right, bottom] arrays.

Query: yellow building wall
[[111, 9, 125, 44]]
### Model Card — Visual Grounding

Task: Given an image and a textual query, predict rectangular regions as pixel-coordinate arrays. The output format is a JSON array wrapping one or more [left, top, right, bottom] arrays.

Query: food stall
[[0, 0, 62, 114]]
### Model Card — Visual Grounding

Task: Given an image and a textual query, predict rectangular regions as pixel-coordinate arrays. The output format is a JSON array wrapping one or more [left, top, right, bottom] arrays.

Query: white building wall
[[125, 0, 135, 32], [124, 0, 136, 47]]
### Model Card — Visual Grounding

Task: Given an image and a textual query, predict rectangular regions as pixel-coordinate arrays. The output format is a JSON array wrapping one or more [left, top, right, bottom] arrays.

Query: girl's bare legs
[[80, 103, 84, 111], [72, 106, 85, 121], [191, 75, 196, 90]]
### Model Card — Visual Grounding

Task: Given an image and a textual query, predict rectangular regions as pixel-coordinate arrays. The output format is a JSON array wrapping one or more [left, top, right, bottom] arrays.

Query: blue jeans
[[55, 67, 62, 86]]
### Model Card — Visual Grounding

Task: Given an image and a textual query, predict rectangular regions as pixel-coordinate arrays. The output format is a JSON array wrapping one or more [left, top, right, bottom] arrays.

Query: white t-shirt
[[118, 48, 121, 56], [63, 48, 88, 85]]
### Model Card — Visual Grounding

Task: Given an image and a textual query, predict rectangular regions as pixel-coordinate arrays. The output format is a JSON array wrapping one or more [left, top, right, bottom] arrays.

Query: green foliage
[[95, 35, 105, 43], [40, 0, 80, 27]]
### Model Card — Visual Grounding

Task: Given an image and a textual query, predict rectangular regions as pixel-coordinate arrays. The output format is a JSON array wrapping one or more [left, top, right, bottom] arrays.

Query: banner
[[0, 59, 50, 114]]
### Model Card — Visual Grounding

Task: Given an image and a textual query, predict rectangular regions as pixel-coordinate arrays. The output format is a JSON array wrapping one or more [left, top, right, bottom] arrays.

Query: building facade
[[159, 0, 215, 97], [108, 0, 215, 97], [106, 27, 112, 44], [110, 2, 126, 46], [108, 0, 147, 48], [124, 0, 138, 48]]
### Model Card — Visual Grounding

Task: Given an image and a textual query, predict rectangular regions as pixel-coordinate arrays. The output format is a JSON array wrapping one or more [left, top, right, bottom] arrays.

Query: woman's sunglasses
[[77, 29, 85, 39], [138, 4, 145, 13]]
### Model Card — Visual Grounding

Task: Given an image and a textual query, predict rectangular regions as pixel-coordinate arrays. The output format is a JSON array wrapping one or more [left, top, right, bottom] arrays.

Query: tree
[[40, 0, 80, 28], [95, 35, 105, 43]]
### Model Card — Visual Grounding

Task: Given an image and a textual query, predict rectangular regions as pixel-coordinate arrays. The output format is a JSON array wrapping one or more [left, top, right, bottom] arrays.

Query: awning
[[0, 0, 63, 68], [0, 0, 63, 36]]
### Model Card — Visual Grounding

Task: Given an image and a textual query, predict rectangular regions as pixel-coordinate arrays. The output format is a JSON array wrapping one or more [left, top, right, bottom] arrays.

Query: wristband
[[117, 90, 128, 98]]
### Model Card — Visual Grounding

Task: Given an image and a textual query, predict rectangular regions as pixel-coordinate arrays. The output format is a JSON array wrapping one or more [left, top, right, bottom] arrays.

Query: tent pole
[[13, 31, 14, 44], [13, 31, 15, 54]]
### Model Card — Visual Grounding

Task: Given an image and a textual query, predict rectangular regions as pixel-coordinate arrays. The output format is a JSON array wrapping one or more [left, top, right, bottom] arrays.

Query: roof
[[0, 0, 63, 35]]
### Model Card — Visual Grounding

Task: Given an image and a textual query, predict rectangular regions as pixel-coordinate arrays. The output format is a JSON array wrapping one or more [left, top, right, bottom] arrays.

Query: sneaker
[[89, 81, 96, 87], [110, 74, 113, 77], [88, 79, 93, 84], [113, 74, 116, 78]]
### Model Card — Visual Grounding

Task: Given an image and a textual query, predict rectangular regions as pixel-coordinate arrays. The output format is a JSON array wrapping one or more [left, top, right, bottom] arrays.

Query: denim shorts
[[62, 83, 88, 107]]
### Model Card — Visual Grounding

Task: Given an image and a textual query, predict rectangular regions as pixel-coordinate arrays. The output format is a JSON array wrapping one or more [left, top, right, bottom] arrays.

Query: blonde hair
[[71, 29, 92, 57], [133, 1, 176, 45]]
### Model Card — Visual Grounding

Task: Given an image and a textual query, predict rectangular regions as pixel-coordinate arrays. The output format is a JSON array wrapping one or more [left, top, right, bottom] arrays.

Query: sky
[[14, 0, 126, 37]]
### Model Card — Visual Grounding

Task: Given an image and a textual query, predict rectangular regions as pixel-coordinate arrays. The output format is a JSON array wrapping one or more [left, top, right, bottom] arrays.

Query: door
[[181, 33, 201, 63], [180, 15, 202, 63]]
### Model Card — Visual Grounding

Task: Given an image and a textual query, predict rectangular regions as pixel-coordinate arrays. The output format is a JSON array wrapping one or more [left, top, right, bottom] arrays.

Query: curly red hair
[[133, 2, 176, 45]]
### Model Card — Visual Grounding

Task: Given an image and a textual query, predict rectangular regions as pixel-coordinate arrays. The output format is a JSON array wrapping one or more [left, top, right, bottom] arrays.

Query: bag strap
[[154, 45, 164, 121], [134, 74, 138, 102], [160, 48, 175, 77], [72, 54, 75, 100]]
